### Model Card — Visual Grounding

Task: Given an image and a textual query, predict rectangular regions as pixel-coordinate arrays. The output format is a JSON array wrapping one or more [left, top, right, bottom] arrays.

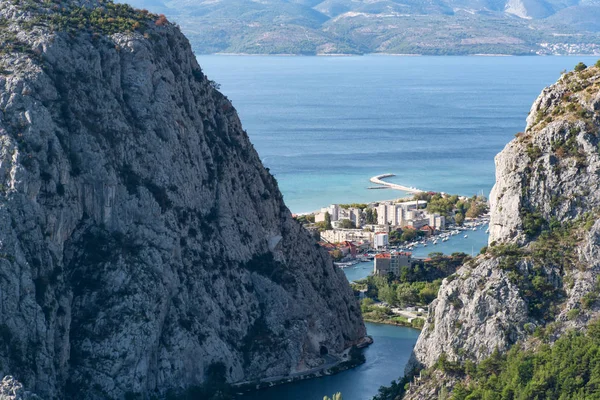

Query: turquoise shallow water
[[197, 55, 599, 213]]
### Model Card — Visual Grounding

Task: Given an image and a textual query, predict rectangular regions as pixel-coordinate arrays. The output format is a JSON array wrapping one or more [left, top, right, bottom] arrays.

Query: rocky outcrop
[[490, 66, 600, 245], [0, 377, 40, 400], [406, 64, 600, 391], [0, 1, 365, 398]]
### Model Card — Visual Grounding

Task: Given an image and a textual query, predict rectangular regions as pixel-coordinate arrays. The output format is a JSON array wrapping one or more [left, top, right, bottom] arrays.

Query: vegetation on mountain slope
[[116, 0, 600, 55]]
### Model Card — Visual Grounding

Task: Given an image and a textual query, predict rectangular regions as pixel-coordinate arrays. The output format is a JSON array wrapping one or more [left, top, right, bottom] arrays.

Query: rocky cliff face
[[0, 1, 365, 398], [406, 64, 600, 394]]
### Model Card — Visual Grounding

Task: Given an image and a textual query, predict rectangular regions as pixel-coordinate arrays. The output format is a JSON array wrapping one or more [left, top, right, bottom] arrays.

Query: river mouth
[[238, 322, 420, 400]]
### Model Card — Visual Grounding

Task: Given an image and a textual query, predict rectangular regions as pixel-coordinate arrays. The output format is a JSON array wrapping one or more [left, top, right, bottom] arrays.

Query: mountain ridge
[[119, 0, 600, 55]]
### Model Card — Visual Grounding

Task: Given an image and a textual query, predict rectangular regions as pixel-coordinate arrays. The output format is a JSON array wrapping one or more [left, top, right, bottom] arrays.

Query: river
[[196, 55, 597, 399], [239, 322, 420, 400]]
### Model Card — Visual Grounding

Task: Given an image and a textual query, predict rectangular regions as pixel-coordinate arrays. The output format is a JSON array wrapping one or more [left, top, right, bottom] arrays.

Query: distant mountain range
[[119, 0, 600, 55]]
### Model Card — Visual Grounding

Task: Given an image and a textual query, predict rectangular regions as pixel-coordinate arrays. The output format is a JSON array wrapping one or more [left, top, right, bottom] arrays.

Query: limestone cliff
[[405, 63, 600, 397], [0, 1, 365, 398]]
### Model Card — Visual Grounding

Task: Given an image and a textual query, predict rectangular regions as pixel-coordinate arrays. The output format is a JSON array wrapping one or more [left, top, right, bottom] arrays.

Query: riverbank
[[363, 315, 423, 330], [361, 300, 427, 330], [234, 336, 373, 393], [239, 322, 420, 400]]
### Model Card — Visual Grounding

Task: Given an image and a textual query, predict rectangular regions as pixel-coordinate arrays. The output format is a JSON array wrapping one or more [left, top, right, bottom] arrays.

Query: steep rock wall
[[0, 1, 365, 398], [407, 65, 600, 382]]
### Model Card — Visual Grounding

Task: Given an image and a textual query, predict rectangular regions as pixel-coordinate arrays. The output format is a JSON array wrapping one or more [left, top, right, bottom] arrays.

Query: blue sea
[[197, 55, 599, 214], [198, 55, 600, 400]]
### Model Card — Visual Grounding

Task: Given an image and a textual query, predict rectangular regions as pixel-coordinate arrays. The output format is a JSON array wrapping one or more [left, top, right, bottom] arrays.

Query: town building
[[390, 252, 412, 276], [377, 200, 428, 227], [420, 225, 435, 237], [374, 251, 412, 276], [373, 253, 391, 275], [429, 213, 446, 231], [373, 232, 389, 249], [320, 229, 373, 244], [315, 204, 362, 227]]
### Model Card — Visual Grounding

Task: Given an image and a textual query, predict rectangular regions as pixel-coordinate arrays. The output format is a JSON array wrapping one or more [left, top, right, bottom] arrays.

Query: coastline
[[204, 52, 598, 58]]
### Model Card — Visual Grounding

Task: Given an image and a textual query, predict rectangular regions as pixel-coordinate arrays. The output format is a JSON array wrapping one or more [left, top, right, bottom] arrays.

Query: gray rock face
[[407, 65, 600, 380], [410, 258, 533, 369], [490, 68, 600, 245], [0, 1, 365, 398]]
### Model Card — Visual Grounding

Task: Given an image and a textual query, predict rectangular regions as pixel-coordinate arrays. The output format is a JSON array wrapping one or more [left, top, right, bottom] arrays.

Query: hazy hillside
[[115, 0, 600, 55]]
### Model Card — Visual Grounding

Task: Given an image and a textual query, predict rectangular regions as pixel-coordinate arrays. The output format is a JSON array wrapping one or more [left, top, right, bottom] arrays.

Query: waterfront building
[[390, 252, 411, 276], [420, 225, 435, 237], [326, 204, 340, 221], [373, 253, 391, 275], [429, 213, 446, 231], [374, 251, 412, 276]]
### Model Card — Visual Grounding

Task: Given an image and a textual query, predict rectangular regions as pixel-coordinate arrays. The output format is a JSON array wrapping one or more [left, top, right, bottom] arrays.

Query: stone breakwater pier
[[369, 174, 425, 194]]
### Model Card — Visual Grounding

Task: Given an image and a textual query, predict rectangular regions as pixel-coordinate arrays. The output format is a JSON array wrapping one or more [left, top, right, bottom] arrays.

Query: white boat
[[464, 234, 468, 238], [433, 240, 438, 245]]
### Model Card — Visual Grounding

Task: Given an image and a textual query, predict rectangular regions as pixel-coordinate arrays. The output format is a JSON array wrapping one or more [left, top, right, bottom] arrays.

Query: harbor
[[341, 220, 489, 283]]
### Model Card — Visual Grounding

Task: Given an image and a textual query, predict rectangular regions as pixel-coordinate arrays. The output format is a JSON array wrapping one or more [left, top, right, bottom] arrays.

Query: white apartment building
[[429, 214, 446, 231], [377, 201, 428, 227], [374, 232, 389, 249], [320, 229, 374, 244]]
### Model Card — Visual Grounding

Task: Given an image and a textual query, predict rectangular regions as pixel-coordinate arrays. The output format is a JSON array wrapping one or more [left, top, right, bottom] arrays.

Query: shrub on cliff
[[452, 320, 600, 399], [575, 62, 587, 72]]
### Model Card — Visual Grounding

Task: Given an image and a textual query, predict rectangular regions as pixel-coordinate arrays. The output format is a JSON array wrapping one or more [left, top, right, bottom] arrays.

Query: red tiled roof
[[375, 253, 391, 259]]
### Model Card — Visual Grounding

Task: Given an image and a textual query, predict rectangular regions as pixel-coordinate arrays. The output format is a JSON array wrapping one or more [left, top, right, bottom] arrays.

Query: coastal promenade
[[369, 174, 425, 194]]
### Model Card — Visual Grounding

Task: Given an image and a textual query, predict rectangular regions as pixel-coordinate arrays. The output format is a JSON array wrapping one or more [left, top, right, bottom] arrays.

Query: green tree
[[575, 62, 587, 72], [338, 219, 356, 229], [360, 298, 375, 313], [596, 59, 600, 68], [455, 213, 465, 226], [401, 228, 419, 242], [323, 393, 342, 400], [379, 284, 397, 305], [365, 208, 378, 224], [324, 212, 332, 230]]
